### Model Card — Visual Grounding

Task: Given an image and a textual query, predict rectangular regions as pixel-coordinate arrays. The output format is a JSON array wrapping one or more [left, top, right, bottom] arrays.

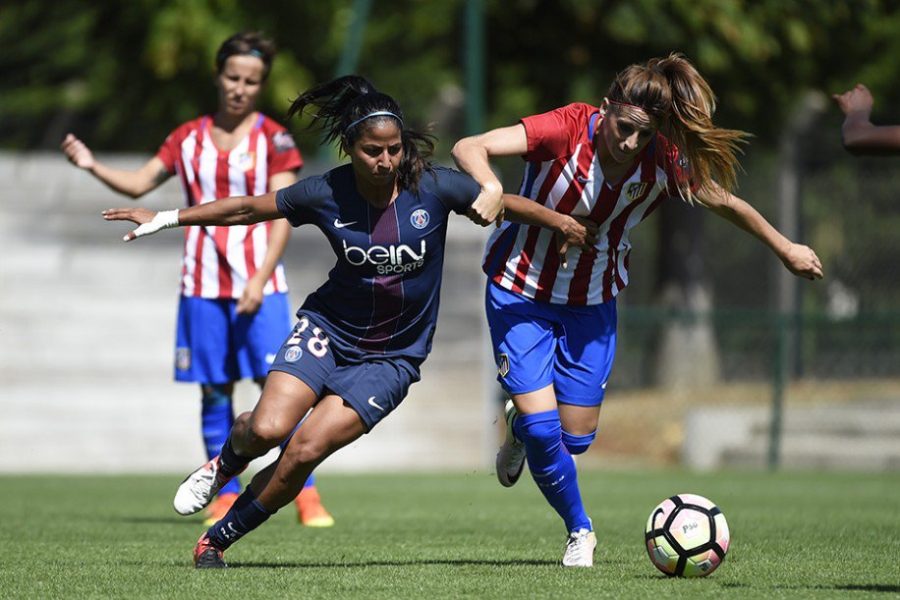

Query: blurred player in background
[[452, 52, 824, 567], [102, 75, 593, 568], [60, 31, 333, 528], [833, 83, 900, 153]]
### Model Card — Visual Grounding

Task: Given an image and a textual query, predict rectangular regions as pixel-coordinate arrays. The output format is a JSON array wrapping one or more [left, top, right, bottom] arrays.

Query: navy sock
[[207, 488, 273, 550], [201, 386, 239, 495], [514, 409, 591, 533], [219, 435, 252, 479]]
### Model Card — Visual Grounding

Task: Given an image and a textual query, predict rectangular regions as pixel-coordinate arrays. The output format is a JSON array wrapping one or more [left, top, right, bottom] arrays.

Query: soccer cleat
[[193, 532, 227, 569], [173, 456, 243, 516], [495, 399, 526, 487], [295, 485, 335, 527], [203, 492, 239, 527], [562, 528, 597, 567]]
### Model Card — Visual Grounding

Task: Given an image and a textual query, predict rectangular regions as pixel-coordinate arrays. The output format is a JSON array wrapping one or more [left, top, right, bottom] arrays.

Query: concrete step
[[683, 401, 900, 472]]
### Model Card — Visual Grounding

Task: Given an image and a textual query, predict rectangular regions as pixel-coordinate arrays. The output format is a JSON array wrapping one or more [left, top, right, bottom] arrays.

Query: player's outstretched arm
[[696, 184, 823, 281], [61, 133, 170, 198], [503, 193, 598, 268], [103, 192, 282, 242], [832, 84, 900, 155], [452, 124, 529, 226]]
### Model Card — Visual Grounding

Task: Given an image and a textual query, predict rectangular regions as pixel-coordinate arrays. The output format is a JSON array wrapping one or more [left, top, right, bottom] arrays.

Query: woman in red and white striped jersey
[[453, 53, 824, 567], [60, 31, 333, 529]]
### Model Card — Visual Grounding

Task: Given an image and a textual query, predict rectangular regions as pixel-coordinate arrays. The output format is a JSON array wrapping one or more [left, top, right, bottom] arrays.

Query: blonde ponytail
[[607, 53, 750, 202]]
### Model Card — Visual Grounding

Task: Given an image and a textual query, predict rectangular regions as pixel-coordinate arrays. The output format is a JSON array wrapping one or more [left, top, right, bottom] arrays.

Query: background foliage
[[5, 0, 900, 154]]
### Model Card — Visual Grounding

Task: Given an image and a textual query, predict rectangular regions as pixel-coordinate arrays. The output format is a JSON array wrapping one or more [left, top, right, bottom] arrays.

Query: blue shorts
[[269, 312, 421, 431], [485, 282, 617, 406], [174, 293, 292, 384]]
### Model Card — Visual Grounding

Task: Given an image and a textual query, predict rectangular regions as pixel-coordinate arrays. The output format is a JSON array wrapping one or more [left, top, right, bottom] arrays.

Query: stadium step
[[683, 401, 900, 471]]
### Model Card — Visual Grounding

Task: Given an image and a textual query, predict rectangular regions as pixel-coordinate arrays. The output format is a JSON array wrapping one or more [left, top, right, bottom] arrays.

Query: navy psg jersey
[[276, 164, 480, 363]]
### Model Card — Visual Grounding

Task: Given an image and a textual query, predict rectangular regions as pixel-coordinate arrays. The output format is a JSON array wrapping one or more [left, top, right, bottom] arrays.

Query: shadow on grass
[[230, 558, 559, 568], [834, 584, 900, 594], [717, 581, 900, 594]]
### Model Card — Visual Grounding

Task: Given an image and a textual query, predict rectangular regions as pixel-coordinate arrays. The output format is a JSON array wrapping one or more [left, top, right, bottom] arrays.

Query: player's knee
[[561, 428, 597, 455], [201, 384, 232, 408], [246, 415, 293, 450], [515, 411, 562, 450], [282, 436, 328, 467]]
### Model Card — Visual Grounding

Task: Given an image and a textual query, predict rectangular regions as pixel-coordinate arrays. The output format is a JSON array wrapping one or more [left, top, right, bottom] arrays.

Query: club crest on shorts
[[410, 209, 430, 229], [175, 347, 191, 371], [284, 346, 303, 363], [626, 182, 649, 201], [498, 353, 510, 378]]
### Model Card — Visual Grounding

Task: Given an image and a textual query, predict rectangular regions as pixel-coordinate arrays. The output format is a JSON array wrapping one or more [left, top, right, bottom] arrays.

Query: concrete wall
[[0, 152, 497, 473]]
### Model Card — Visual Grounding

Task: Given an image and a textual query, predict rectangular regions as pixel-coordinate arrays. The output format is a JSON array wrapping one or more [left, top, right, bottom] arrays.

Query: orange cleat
[[203, 492, 239, 527], [295, 485, 335, 527], [193, 532, 226, 569]]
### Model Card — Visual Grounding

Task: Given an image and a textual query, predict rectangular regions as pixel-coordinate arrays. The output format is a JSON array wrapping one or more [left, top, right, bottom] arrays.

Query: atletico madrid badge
[[498, 353, 510, 378]]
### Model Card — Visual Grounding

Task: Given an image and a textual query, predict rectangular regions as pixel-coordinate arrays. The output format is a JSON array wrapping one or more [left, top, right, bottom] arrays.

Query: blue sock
[[561, 428, 597, 455], [201, 385, 240, 496], [207, 488, 273, 550], [514, 409, 591, 533]]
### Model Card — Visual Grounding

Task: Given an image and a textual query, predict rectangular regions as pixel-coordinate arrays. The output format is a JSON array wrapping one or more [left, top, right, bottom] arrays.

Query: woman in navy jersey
[[60, 32, 333, 528], [103, 75, 595, 568], [452, 53, 824, 567]]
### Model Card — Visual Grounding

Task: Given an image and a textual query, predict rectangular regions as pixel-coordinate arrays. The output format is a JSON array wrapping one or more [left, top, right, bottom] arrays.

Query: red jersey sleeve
[[520, 103, 599, 162], [155, 121, 196, 175], [262, 117, 303, 176]]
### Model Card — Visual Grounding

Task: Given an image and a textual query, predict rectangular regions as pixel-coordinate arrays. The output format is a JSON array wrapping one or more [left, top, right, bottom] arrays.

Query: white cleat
[[173, 456, 232, 516], [562, 528, 597, 567], [495, 399, 526, 487]]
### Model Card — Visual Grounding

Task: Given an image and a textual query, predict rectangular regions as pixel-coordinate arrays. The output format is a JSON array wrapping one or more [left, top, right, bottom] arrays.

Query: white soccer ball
[[644, 493, 730, 577]]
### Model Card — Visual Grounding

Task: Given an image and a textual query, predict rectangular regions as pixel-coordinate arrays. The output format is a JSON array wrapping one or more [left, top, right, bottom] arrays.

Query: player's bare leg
[[174, 372, 316, 515]]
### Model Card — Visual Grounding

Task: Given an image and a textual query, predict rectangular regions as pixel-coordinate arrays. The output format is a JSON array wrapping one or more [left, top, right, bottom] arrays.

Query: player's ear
[[599, 98, 609, 117]]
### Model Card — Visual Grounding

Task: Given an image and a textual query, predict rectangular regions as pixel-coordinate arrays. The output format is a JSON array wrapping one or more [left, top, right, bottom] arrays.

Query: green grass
[[1, 470, 897, 599]]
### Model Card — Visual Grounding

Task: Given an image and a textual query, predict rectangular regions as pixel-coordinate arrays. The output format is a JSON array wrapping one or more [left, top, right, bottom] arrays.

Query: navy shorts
[[485, 282, 617, 406], [269, 312, 421, 431], [174, 293, 292, 384]]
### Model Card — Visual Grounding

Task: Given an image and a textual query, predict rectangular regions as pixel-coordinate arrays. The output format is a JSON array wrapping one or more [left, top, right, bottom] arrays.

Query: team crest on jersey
[[284, 346, 303, 363], [410, 209, 430, 229], [235, 151, 256, 172], [498, 353, 510, 378], [273, 131, 297, 153], [626, 182, 649, 202], [175, 347, 191, 371]]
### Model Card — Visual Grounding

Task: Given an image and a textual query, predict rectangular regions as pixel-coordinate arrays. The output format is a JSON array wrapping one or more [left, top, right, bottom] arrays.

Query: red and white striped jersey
[[482, 103, 690, 306], [156, 113, 302, 299]]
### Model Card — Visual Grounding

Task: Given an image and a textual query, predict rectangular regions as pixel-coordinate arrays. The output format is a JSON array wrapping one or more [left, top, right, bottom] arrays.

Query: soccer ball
[[644, 493, 730, 577]]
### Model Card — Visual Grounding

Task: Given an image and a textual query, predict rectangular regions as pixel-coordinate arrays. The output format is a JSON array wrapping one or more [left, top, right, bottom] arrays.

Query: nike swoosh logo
[[333, 218, 357, 229], [367, 396, 385, 412], [576, 175, 591, 183]]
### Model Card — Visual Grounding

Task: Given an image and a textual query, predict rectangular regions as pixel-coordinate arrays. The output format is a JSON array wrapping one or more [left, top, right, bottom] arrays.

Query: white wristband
[[128, 209, 180, 240]]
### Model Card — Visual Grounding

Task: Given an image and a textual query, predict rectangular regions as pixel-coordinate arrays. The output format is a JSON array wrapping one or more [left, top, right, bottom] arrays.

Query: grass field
[[1, 470, 897, 599]]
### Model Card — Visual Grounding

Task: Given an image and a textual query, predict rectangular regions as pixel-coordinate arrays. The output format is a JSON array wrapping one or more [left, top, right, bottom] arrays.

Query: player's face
[[216, 55, 266, 118], [348, 121, 404, 188], [598, 102, 658, 164]]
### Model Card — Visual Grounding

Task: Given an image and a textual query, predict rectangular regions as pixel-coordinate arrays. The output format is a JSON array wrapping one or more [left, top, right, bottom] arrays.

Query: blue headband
[[344, 111, 403, 134]]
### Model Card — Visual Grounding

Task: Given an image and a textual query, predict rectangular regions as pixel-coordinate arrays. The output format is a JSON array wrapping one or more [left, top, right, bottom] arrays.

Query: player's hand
[[832, 84, 874, 116], [466, 182, 504, 227], [780, 243, 824, 280], [60, 133, 96, 170], [237, 279, 264, 315], [555, 215, 598, 268], [102, 208, 179, 241]]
